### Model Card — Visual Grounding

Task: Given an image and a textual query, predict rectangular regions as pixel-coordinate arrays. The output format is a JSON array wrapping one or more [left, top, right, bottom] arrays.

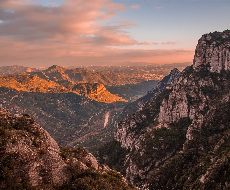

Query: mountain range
[[1, 30, 230, 189], [0, 65, 160, 149]]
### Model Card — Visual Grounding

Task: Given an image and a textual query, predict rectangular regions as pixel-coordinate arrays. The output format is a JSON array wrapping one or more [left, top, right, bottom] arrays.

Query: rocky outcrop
[[0, 106, 136, 189], [193, 30, 230, 72], [158, 69, 211, 126], [0, 106, 70, 188]]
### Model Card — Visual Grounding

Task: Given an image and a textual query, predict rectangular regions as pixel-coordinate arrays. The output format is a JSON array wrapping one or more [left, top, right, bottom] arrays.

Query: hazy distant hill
[[30, 65, 149, 86], [0, 65, 38, 75], [106, 80, 159, 101]]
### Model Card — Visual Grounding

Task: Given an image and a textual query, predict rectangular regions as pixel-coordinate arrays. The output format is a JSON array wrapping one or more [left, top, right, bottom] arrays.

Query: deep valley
[[1, 30, 230, 189]]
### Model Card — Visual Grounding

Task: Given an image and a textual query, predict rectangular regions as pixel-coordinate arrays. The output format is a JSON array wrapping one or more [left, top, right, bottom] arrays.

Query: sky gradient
[[0, 0, 229, 67]]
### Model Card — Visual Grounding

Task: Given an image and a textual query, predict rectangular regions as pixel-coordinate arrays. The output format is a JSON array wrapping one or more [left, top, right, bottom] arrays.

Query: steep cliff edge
[[107, 30, 230, 189], [193, 30, 230, 72], [0, 106, 136, 189]]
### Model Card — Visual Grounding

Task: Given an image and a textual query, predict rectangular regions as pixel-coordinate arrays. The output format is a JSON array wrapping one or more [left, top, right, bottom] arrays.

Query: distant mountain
[[98, 30, 230, 189], [0, 65, 38, 75], [0, 65, 162, 151], [0, 106, 136, 189], [30, 65, 145, 86], [0, 73, 127, 103], [72, 83, 127, 103]]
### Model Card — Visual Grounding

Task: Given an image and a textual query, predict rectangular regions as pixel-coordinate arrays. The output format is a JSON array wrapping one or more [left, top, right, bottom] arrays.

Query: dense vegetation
[[97, 140, 130, 175], [60, 164, 136, 190], [58, 146, 136, 190]]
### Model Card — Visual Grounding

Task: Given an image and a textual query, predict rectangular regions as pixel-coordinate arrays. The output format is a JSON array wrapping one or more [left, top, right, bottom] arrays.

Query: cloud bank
[[0, 0, 193, 66]]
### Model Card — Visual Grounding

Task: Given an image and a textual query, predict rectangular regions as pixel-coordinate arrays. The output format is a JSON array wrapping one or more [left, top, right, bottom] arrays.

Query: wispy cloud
[[138, 41, 151, 45], [131, 4, 140, 9], [162, 41, 178, 45]]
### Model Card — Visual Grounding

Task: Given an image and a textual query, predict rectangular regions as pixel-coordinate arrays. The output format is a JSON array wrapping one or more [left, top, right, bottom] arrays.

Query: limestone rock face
[[193, 30, 230, 73], [0, 106, 70, 188], [158, 69, 213, 126]]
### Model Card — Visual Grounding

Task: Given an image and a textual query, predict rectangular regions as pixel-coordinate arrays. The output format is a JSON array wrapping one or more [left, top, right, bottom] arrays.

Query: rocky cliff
[[0, 106, 136, 189], [106, 30, 230, 189], [193, 30, 230, 72], [120, 68, 181, 120]]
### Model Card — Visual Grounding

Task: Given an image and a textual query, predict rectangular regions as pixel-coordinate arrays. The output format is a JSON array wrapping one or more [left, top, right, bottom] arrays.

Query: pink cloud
[[0, 1, 193, 67], [138, 41, 151, 45], [152, 42, 159, 45], [0, 0, 134, 46], [162, 41, 178, 45]]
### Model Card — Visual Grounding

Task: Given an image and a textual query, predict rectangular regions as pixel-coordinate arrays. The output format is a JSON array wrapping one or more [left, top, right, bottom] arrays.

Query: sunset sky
[[0, 0, 229, 67]]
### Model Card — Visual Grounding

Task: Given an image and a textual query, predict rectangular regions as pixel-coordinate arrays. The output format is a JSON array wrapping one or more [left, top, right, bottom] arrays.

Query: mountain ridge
[[98, 30, 230, 189], [0, 73, 127, 103]]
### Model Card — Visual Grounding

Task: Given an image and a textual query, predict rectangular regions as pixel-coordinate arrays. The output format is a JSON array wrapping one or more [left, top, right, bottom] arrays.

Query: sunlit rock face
[[72, 83, 128, 103], [193, 30, 230, 73]]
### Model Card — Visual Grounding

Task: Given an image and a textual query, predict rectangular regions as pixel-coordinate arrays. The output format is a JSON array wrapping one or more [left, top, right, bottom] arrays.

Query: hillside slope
[[0, 87, 123, 146], [0, 106, 136, 189]]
